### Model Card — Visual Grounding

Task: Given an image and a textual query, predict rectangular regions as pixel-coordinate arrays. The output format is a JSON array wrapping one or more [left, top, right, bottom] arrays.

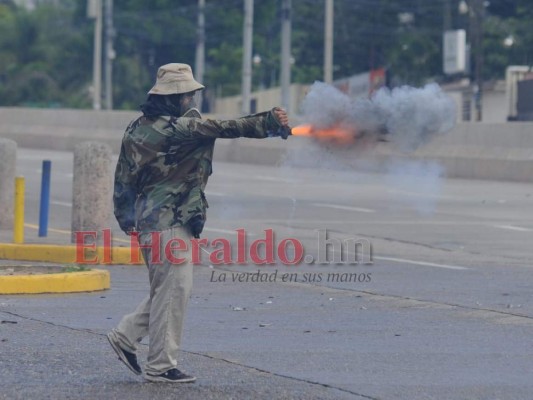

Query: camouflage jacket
[[113, 110, 282, 233]]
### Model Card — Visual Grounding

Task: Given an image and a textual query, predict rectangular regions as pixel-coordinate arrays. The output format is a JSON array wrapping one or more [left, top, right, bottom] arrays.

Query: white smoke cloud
[[384, 159, 445, 215], [301, 82, 353, 129], [301, 82, 457, 150], [290, 82, 456, 216]]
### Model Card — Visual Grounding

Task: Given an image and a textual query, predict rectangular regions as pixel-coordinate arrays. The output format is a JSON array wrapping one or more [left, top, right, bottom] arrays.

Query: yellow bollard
[[13, 176, 25, 244]]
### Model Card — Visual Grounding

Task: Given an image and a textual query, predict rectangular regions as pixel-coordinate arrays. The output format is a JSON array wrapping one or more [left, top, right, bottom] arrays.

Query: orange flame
[[291, 124, 313, 136], [291, 124, 355, 145]]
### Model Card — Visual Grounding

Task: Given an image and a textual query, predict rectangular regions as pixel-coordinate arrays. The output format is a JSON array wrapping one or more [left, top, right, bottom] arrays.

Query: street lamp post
[[280, 0, 291, 112], [241, 0, 254, 115], [472, 0, 484, 121], [88, 0, 102, 110]]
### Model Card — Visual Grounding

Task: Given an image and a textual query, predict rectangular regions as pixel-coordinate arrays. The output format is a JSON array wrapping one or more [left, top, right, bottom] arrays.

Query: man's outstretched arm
[[156, 108, 291, 140]]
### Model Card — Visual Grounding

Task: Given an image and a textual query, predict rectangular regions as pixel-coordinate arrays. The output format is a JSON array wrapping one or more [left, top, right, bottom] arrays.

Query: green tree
[[1, 0, 533, 109], [0, 1, 92, 107]]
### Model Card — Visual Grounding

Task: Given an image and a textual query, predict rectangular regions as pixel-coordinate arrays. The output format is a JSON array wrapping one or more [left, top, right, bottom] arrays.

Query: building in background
[[214, 70, 387, 117], [12, 0, 60, 10]]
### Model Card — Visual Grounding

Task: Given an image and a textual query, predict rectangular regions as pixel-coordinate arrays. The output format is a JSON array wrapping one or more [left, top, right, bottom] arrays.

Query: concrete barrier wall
[[0, 107, 140, 153], [207, 121, 533, 183], [411, 122, 533, 182], [1, 107, 533, 182]]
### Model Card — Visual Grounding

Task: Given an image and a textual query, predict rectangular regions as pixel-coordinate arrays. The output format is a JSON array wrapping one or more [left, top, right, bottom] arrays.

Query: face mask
[[179, 93, 197, 116]]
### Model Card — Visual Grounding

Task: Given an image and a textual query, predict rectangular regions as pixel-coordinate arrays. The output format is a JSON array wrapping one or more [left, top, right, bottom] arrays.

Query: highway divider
[[1, 107, 533, 183]]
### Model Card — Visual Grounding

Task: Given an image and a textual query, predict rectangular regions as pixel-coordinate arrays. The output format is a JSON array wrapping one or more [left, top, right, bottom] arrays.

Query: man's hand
[[125, 227, 137, 236], [188, 215, 205, 239], [273, 107, 289, 127], [271, 107, 291, 139]]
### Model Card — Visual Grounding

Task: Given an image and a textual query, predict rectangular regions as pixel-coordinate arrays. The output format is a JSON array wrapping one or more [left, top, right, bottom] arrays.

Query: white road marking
[[200, 247, 213, 257], [261, 219, 485, 226], [204, 227, 257, 237], [205, 227, 242, 235], [218, 171, 297, 183], [252, 175, 299, 184], [387, 189, 465, 201], [51, 200, 72, 207], [205, 191, 228, 197], [493, 225, 533, 232], [312, 203, 376, 213], [374, 256, 469, 270], [25, 223, 71, 235]]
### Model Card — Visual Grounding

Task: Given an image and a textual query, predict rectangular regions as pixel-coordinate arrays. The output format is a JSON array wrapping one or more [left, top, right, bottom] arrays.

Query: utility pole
[[195, 0, 205, 110], [472, 0, 484, 121], [443, 0, 452, 31], [280, 0, 291, 112], [324, 0, 334, 84], [89, 0, 102, 110], [241, 0, 254, 115], [104, 0, 114, 110]]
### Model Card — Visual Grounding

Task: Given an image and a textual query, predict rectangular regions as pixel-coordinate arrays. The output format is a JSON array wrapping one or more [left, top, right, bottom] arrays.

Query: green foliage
[[0, 0, 532, 109], [206, 42, 242, 97], [0, 2, 92, 107], [387, 31, 441, 86], [63, 264, 91, 273]]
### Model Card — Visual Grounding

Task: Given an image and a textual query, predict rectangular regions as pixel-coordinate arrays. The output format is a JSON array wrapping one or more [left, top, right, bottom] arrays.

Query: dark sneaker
[[145, 368, 197, 383], [107, 331, 142, 375]]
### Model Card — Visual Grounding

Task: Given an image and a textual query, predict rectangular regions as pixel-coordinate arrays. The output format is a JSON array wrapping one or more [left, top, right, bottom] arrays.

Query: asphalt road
[[1, 147, 532, 399]]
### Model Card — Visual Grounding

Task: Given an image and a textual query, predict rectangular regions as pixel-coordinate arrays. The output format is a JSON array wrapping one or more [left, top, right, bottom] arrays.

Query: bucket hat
[[148, 63, 204, 95]]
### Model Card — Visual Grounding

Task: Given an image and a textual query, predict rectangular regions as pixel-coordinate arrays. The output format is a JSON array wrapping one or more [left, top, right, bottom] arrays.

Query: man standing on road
[[107, 63, 290, 383]]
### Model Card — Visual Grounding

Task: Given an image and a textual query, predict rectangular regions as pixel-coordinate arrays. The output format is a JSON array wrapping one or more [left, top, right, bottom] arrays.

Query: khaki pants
[[111, 227, 193, 375]]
